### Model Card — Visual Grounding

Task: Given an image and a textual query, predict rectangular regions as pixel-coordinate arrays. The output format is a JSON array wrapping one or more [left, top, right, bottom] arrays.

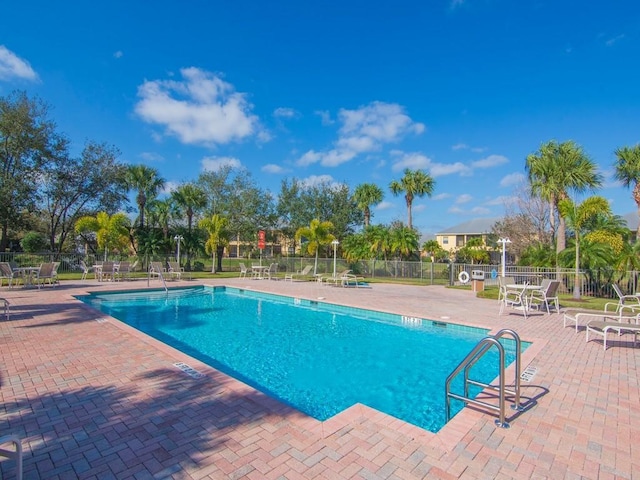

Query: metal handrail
[[148, 267, 168, 293], [445, 329, 522, 428]]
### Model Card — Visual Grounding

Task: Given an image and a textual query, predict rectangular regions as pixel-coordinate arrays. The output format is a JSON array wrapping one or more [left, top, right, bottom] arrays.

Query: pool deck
[[1, 277, 638, 479]]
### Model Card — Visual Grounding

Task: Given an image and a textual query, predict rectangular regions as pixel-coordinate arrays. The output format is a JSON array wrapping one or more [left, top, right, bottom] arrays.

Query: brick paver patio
[[1, 277, 638, 479]]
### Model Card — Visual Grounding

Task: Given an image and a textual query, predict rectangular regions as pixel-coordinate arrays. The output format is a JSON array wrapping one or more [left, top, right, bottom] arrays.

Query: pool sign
[[258, 230, 266, 250]]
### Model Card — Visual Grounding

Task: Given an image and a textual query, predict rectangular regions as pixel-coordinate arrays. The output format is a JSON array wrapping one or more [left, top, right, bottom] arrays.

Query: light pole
[[498, 238, 511, 277], [332, 239, 339, 278], [174, 235, 184, 266]]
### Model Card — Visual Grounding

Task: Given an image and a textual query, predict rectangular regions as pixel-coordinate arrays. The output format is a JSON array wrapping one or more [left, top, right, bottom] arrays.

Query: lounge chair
[[341, 271, 365, 288], [167, 261, 183, 280], [586, 318, 640, 350], [284, 265, 313, 281], [323, 269, 351, 286], [529, 279, 560, 314], [563, 308, 637, 332], [607, 284, 640, 314]]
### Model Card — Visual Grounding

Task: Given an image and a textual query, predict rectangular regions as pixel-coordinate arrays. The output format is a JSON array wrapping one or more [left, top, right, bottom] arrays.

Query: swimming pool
[[77, 286, 522, 432]]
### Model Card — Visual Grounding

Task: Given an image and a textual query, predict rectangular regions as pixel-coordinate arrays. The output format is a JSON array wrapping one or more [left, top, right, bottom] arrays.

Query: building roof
[[436, 217, 499, 235]]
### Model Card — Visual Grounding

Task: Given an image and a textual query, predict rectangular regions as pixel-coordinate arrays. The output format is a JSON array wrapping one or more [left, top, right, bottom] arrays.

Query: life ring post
[[458, 271, 470, 284]]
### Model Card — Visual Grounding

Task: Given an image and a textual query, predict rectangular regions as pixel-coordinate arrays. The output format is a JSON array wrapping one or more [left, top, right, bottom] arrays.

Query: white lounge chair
[[323, 270, 351, 286], [586, 318, 640, 350], [341, 271, 365, 287], [284, 265, 313, 281], [563, 308, 637, 332], [607, 284, 640, 314]]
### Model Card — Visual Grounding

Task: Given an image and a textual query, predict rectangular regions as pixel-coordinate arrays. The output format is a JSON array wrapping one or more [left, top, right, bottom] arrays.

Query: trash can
[[471, 270, 485, 292]]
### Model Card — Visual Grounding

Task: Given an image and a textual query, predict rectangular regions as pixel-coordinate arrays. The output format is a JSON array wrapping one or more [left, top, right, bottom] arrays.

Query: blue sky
[[1, 0, 639, 237]]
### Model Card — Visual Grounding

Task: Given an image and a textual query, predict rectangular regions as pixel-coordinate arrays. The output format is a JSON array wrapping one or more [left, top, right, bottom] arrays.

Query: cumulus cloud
[[161, 181, 179, 194], [500, 172, 525, 187], [273, 107, 298, 119], [471, 154, 508, 168], [201, 155, 242, 172], [375, 201, 394, 210], [135, 67, 264, 146], [390, 151, 471, 177], [452, 143, 486, 153], [261, 163, 288, 174], [300, 174, 336, 187], [297, 101, 425, 167], [113, 50, 123, 59], [432, 193, 452, 201], [0, 45, 38, 81], [455, 194, 473, 204], [139, 152, 164, 162], [315, 110, 334, 125], [605, 34, 625, 47]]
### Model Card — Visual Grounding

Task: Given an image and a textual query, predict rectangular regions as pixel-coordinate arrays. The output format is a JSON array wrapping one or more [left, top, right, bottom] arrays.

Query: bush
[[21, 232, 48, 253]]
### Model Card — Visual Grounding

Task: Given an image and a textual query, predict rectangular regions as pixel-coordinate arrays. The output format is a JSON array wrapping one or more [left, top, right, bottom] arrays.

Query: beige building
[[435, 218, 498, 253]]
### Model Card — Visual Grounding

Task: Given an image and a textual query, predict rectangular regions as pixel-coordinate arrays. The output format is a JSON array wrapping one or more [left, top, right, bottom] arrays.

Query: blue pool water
[[77, 286, 522, 432]]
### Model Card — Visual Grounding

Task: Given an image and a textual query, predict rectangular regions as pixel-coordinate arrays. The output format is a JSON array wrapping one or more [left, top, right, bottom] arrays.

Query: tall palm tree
[[294, 219, 335, 275], [75, 211, 130, 260], [558, 195, 612, 299], [125, 165, 165, 229], [146, 198, 176, 240], [389, 224, 420, 260], [199, 214, 230, 273], [389, 169, 435, 229], [353, 183, 384, 227], [614, 144, 640, 239], [171, 183, 207, 233], [525, 140, 602, 254]]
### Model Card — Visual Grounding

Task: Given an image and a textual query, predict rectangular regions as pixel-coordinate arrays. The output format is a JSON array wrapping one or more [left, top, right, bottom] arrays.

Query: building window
[[442, 237, 449, 245]]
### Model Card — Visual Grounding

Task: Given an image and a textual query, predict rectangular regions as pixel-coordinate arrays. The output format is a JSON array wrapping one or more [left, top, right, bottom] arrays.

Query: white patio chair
[[284, 265, 312, 281], [499, 283, 530, 319], [239, 262, 248, 278], [530, 279, 560, 314], [0, 434, 22, 480]]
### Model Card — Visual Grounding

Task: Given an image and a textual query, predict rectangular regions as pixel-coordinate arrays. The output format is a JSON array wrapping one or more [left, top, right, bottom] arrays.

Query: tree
[[146, 198, 177, 241], [41, 141, 127, 254], [558, 195, 612, 299], [171, 183, 207, 233], [199, 214, 230, 273], [389, 224, 420, 260], [125, 165, 165, 229], [353, 183, 384, 227], [614, 144, 640, 239], [75, 212, 130, 260], [421, 239, 448, 262], [525, 140, 602, 254], [0, 91, 67, 250], [389, 168, 435, 229], [295, 219, 335, 275]]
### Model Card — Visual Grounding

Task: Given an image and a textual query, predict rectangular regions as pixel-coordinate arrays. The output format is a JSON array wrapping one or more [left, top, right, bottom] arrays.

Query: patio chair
[[499, 283, 530, 319], [167, 261, 183, 280], [116, 261, 132, 281], [530, 279, 560, 314], [0, 297, 9, 320], [34, 262, 56, 288], [0, 434, 22, 480], [239, 262, 248, 278], [497, 276, 516, 303], [149, 262, 166, 280], [79, 260, 93, 281], [607, 284, 640, 314], [323, 269, 351, 286], [0, 262, 22, 288], [586, 318, 640, 350], [284, 265, 313, 281], [99, 261, 116, 282], [52, 261, 61, 285], [341, 271, 365, 288], [265, 262, 279, 280]]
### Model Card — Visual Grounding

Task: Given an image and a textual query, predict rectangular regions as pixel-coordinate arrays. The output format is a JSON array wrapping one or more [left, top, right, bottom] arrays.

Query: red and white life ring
[[458, 271, 470, 284]]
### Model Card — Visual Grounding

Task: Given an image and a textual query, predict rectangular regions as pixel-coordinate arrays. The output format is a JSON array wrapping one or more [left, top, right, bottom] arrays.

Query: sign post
[[258, 230, 266, 266]]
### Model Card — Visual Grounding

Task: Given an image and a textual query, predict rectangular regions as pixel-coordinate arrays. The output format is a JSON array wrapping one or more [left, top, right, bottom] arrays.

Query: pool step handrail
[[445, 329, 522, 428], [147, 263, 169, 293]]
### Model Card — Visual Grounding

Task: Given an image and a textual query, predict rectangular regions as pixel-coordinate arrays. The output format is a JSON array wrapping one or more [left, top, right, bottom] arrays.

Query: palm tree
[[558, 195, 612, 299], [525, 140, 602, 254], [171, 183, 207, 233], [75, 211, 130, 261], [199, 214, 229, 273], [125, 165, 165, 229], [294, 219, 335, 275], [389, 169, 435, 229], [614, 144, 640, 239], [146, 198, 176, 240], [389, 224, 420, 260], [353, 183, 384, 227]]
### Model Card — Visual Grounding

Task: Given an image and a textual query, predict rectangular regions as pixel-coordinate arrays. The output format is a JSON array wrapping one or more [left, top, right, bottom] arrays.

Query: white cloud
[[605, 34, 625, 47], [430, 162, 471, 177], [297, 101, 424, 167], [135, 67, 264, 146], [300, 174, 336, 187], [391, 152, 432, 171], [432, 193, 451, 201], [500, 172, 525, 187], [472, 154, 508, 168], [452, 143, 468, 151], [113, 50, 123, 59], [390, 151, 472, 177], [273, 107, 298, 119], [315, 110, 334, 125], [375, 201, 394, 210], [139, 152, 164, 162], [161, 181, 179, 194], [0, 45, 38, 81], [456, 194, 473, 204], [484, 195, 514, 206], [201, 155, 242, 172], [261, 163, 288, 174], [413, 204, 427, 213]]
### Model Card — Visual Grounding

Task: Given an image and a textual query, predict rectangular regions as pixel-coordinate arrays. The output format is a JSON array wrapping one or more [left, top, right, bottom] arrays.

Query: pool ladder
[[445, 329, 523, 428], [147, 267, 169, 293]]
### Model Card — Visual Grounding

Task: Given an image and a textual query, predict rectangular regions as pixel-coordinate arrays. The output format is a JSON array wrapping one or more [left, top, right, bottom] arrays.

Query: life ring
[[458, 271, 470, 284]]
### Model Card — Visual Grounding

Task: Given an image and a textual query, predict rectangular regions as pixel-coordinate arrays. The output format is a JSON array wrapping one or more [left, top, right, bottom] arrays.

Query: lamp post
[[174, 235, 184, 266], [498, 238, 511, 277], [332, 239, 339, 278]]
